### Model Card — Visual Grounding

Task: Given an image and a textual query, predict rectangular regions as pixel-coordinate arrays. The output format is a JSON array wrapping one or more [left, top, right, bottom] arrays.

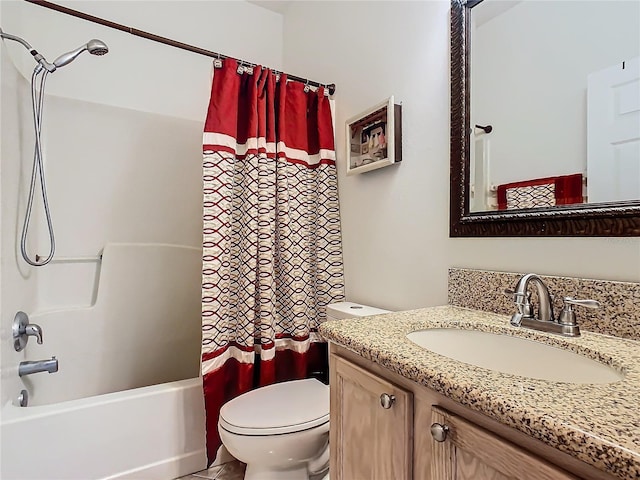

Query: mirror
[[450, 0, 640, 236]]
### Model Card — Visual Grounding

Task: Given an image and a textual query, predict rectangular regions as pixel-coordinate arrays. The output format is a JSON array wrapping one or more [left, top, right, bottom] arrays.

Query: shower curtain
[[201, 59, 345, 463]]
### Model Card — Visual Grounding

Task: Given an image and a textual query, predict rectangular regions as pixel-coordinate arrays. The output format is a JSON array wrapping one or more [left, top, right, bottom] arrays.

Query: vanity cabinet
[[430, 406, 576, 480], [329, 344, 616, 480], [331, 355, 413, 480]]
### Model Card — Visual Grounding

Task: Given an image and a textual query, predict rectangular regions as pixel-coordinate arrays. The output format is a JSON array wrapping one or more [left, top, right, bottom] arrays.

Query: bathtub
[[1, 378, 206, 480], [0, 244, 207, 479]]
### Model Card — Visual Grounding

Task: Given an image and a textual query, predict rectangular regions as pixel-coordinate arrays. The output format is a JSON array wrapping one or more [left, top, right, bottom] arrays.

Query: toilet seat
[[219, 414, 329, 436], [219, 378, 330, 436]]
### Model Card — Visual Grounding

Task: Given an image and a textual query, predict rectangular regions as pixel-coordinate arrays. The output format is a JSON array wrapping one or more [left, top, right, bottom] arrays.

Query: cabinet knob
[[430, 422, 449, 442], [380, 393, 396, 409]]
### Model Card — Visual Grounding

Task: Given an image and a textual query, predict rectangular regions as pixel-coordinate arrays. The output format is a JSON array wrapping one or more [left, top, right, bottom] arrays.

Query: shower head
[[52, 39, 109, 68], [1, 29, 108, 73], [87, 39, 109, 56]]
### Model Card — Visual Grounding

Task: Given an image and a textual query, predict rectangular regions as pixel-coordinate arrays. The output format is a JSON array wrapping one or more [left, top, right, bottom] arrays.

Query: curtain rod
[[24, 0, 336, 95]]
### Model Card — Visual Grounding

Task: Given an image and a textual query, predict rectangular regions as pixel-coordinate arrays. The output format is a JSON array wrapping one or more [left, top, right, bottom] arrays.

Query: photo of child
[[352, 117, 388, 167], [364, 122, 387, 162], [346, 96, 401, 175]]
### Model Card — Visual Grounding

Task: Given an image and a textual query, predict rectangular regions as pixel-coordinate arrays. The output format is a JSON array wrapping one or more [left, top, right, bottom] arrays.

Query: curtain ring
[[304, 79, 310, 93], [214, 52, 222, 69], [237, 60, 244, 75]]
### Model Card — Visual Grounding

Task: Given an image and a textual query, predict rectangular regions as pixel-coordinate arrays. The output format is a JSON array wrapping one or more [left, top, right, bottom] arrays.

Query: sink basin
[[407, 329, 623, 384]]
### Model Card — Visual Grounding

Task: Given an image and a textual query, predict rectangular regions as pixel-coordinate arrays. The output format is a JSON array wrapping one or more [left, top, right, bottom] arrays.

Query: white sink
[[407, 329, 624, 384]]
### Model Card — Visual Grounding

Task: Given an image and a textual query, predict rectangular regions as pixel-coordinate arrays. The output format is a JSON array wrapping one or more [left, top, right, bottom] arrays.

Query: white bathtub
[[0, 244, 207, 479], [1, 378, 206, 480]]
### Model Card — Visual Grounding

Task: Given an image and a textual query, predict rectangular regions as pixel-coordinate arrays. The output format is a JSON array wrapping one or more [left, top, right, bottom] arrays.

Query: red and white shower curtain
[[201, 59, 345, 463]]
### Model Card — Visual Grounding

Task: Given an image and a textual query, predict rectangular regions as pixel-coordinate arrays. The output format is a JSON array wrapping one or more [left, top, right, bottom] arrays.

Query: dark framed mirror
[[450, 0, 640, 236]]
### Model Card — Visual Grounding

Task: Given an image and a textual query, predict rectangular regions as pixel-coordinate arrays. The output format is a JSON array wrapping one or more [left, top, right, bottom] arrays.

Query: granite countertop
[[319, 305, 640, 479]]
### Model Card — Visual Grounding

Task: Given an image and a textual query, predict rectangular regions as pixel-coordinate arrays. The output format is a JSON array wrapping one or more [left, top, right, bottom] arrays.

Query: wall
[[0, 0, 284, 407], [282, 0, 640, 313], [0, 6, 40, 413], [472, 0, 640, 187]]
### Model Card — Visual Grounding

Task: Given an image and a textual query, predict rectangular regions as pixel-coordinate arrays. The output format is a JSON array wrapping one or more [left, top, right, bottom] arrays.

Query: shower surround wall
[[0, 14, 40, 414], [0, 60, 204, 398], [0, 0, 285, 477], [0, 56, 207, 479], [0, 0, 283, 397], [35, 95, 204, 308]]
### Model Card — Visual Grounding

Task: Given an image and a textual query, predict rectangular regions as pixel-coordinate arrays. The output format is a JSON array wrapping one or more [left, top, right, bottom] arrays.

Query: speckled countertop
[[319, 305, 640, 479]]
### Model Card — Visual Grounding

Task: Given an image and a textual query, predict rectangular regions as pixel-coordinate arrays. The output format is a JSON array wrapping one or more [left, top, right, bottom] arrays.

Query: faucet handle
[[25, 324, 43, 344], [558, 297, 600, 326], [504, 289, 532, 314], [503, 288, 532, 302], [563, 297, 600, 309], [13, 311, 44, 351]]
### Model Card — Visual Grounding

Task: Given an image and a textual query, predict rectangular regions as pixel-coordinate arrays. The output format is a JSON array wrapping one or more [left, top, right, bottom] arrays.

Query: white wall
[[283, 0, 640, 313], [284, 1, 452, 311], [472, 0, 640, 188], [0, 0, 284, 407]]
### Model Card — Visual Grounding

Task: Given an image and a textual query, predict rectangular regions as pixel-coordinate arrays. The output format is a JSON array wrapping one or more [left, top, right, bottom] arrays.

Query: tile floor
[[177, 460, 329, 480], [178, 460, 246, 480]]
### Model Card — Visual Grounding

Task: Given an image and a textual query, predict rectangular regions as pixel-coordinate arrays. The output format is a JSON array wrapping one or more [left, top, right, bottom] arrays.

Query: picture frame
[[345, 96, 402, 175]]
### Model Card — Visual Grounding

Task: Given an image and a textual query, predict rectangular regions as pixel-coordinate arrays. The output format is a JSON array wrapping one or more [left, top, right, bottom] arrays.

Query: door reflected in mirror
[[468, 0, 640, 213]]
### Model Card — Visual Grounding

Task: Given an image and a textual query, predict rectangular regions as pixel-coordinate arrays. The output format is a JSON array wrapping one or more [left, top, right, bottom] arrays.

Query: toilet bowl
[[218, 302, 389, 480], [218, 378, 330, 480]]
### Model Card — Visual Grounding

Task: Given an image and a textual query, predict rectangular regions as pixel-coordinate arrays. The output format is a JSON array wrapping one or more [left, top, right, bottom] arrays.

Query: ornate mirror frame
[[450, 0, 640, 237]]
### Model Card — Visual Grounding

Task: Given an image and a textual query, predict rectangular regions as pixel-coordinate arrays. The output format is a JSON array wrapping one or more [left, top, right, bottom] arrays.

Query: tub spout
[[19, 357, 58, 377]]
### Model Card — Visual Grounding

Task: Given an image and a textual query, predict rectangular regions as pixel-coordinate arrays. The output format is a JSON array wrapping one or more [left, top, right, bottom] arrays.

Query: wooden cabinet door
[[331, 355, 413, 480], [430, 406, 578, 480]]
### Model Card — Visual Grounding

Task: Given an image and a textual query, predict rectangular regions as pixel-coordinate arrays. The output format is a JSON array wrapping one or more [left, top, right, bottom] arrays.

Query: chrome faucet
[[507, 273, 599, 337], [509, 273, 554, 325], [19, 357, 58, 377]]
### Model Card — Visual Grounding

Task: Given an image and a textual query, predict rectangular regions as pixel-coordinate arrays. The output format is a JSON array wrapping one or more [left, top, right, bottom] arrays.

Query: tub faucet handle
[[13, 311, 44, 351], [25, 324, 43, 344]]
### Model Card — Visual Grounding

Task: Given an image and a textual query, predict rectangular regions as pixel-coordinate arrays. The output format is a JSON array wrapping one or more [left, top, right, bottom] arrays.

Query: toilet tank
[[325, 301, 390, 321]]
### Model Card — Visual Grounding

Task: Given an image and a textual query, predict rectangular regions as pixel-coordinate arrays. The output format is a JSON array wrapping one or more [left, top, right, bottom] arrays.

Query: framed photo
[[345, 96, 402, 175]]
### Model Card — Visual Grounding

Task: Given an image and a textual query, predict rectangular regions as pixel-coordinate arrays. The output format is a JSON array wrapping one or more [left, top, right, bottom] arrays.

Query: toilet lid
[[219, 378, 330, 436]]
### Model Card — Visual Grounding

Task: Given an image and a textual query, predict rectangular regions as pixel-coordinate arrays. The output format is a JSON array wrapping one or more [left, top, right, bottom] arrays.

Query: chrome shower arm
[[0, 28, 56, 72], [0, 29, 34, 50]]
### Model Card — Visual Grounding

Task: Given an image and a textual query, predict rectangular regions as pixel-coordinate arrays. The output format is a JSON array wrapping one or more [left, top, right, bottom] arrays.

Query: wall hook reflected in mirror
[[475, 124, 493, 134]]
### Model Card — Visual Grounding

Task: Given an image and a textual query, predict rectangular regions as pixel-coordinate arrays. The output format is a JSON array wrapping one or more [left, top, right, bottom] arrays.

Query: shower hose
[[21, 65, 56, 266]]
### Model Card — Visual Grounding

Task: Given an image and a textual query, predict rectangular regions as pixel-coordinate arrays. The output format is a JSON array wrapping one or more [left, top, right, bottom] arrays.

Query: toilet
[[218, 302, 389, 480]]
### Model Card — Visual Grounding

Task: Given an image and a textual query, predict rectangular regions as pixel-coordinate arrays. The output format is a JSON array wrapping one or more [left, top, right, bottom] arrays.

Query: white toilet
[[218, 302, 389, 480]]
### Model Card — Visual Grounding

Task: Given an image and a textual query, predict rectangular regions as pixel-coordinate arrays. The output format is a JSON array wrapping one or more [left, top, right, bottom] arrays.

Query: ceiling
[[246, 0, 524, 21], [247, 1, 292, 14]]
